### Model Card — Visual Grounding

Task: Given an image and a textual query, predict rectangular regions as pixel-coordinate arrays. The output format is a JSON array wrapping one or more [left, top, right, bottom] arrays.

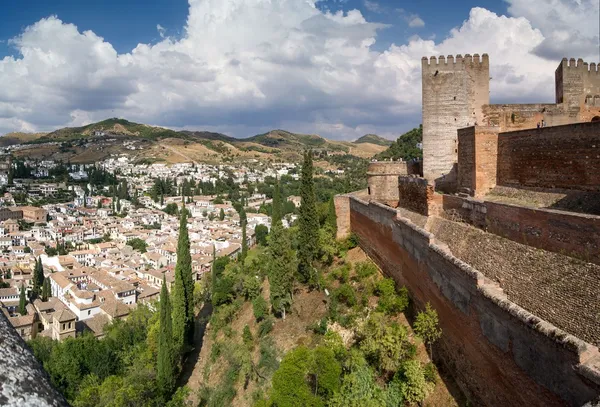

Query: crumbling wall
[[348, 197, 600, 407], [497, 122, 600, 191]]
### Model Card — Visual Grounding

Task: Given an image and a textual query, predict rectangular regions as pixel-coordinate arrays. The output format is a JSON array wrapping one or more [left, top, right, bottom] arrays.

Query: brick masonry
[[367, 162, 413, 206], [346, 196, 600, 406], [457, 126, 499, 197], [440, 194, 600, 266], [497, 121, 600, 190]]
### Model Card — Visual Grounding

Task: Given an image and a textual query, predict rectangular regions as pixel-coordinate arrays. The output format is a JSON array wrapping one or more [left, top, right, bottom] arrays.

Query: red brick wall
[[497, 122, 600, 190], [349, 197, 600, 407], [458, 127, 499, 197]]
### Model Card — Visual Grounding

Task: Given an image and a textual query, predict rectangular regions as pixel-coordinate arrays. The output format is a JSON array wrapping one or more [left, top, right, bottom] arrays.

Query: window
[[62, 324, 65, 330], [88, 310, 91, 315]]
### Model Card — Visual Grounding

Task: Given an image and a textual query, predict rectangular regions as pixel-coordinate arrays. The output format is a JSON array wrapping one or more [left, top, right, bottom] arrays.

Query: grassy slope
[[354, 134, 393, 146]]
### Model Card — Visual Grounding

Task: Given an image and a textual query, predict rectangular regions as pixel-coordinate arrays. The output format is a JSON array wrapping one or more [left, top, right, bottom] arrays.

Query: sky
[[0, 0, 598, 140]]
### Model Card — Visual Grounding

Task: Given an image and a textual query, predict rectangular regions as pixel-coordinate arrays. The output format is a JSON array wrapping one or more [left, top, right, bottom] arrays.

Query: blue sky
[[0, 0, 506, 57], [0, 0, 598, 139]]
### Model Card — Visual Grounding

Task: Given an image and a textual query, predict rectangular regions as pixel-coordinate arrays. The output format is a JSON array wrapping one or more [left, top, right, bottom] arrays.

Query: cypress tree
[[33, 257, 44, 297], [219, 208, 225, 221], [267, 222, 295, 319], [325, 197, 337, 237], [42, 277, 50, 302], [297, 150, 320, 285], [19, 284, 27, 315], [240, 207, 248, 263], [157, 276, 176, 396], [272, 177, 282, 226], [172, 204, 194, 353]]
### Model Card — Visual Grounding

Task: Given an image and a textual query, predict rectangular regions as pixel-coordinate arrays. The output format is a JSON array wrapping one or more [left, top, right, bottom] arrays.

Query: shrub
[[334, 284, 357, 307], [423, 362, 437, 384], [397, 360, 434, 404], [252, 296, 269, 322], [355, 261, 377, 280], [258, 317, 274, 337], [243, 325, 254, 349], [375, 279, 409, 315], [309, 317, 328, 335], [331, 263, 351, 283]]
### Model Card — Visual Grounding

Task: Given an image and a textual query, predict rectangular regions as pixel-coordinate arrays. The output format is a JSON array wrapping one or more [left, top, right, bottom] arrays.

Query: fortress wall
[[497, 121, 600, 190], [347, 196, 600, 406], [367, 162, 412, 206], [457, 127, 499, 196], [440, 194, 600, 265], [397, 176, 434, 215]]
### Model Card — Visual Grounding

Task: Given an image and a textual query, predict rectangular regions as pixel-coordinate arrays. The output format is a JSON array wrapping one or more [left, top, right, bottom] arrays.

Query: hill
[[2, 118, 388, 163], [354, 134, 392, 146], [375, 125, 423, 161]]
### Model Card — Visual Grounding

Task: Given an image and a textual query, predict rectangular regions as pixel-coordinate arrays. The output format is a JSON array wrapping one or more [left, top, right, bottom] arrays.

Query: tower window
[[453, 96, 456, 100]]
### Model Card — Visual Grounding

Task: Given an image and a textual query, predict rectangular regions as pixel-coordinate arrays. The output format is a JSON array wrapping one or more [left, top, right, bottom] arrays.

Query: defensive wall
[[457, 121, 600, 196], [335, 194, 600, 406], [367, 161, 418, 207], [423, 55, 600, 192]]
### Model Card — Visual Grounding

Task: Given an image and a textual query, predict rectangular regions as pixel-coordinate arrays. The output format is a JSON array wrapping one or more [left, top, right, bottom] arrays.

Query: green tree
[[272, 177, 282, 225], [19, 284, 27, 315], [255, 224, 268, 246], [242, 325, 253, 349], [157, 276, 177, 396], [42, 277, 51, 301], [414, 303, 442, 358], [32, 256, 44, 298], [172, 206, 194, 354], [267, 222, 295, 319], [271, 347, 319, 407], [297, 150, 320, 285], [240, 207, 248, 263], [310, 346, 341, 398], [164, 203, 179, 216], [397, 360, 433, 404], [325, 196, 337, 236], [374, 125, 423, 161], [127, 238, 148, 253], [252, 296, 268, 322], [219, 208, 225, 221]]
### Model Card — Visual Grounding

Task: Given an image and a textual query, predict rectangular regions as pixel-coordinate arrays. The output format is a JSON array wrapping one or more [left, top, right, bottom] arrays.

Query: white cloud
[[408, 16, 425, 27], [156, 24, 166, 38], [363, 0, 382, 13], [0, 1, 598, 139]]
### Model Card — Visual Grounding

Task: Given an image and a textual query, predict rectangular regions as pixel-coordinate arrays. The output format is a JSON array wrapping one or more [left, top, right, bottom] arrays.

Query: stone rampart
[[440, 194, 600, 265], [367, 162, 413, 206], [347, 196, 600, 406], [497, 121, 600, 191]]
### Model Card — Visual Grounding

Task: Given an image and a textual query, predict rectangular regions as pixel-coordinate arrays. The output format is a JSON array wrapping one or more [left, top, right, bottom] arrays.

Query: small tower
[[421, 54, 490, 191]]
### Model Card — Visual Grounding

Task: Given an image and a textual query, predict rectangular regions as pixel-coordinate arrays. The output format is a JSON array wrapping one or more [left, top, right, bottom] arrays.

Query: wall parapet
[[346, 195, 600, 406]]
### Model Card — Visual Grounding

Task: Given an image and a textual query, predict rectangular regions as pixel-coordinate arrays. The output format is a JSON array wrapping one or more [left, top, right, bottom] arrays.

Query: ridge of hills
[[354, 133, 393, 146], [1, 118, 389, 163]]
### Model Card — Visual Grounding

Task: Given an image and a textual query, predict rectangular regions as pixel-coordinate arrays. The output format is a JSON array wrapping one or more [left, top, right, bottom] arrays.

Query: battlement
[[559, 57, 599, 73], [421, 53, 489, 70]]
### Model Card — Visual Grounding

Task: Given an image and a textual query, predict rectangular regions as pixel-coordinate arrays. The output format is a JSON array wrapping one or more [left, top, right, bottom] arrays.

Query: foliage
[[266, 222, 295, 318], [243, 325, 254, 349], [334, 284, 357, 307], [357, 313, 415, 373], [397, 360, 434, 404], [325, 197, 337, 236], [127, 238, 148, 253], [42, 277, 51, 301], [164, 203, 179, 216], [354, 261, 377, 280], [258, 317, 274, 337], [19, 284, 27, 315], [414, 303, 442, 357], [297, 150, 321, 286], [157, 277, 177, 396], [171, 207, 194, 354], [219, 208, 225, 221], [252, 295, 269, 322], [375, 279, 409, 315], [375, 125, 423, 161], [255, 224, 269, 246]]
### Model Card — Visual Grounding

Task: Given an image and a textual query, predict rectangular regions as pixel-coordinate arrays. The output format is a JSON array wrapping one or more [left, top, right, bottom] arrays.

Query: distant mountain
[[374, 125, 423, 161], [354, 134, 392, 146], [2, 118, 388, 163]]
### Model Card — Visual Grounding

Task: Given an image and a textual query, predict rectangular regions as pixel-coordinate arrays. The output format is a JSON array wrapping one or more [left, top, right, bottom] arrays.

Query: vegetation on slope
[[375, 125, 423, 161], [354, 134, 393, 146]]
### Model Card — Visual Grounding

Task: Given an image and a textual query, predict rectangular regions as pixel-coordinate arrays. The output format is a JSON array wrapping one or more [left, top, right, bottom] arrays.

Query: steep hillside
[[354, 134, 392, 146], [0, 132, 48, 146], [40, 118, 183, 141], [246, 130, 350, 153], [375, 125, 423, 161]]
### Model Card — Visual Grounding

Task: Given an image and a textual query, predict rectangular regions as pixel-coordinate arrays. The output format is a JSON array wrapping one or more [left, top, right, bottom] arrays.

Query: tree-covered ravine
[[27, 150, 462, 407]]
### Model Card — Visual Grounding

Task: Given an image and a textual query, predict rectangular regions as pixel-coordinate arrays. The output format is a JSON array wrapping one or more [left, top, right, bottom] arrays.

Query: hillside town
[[0, 156, 305, 341]]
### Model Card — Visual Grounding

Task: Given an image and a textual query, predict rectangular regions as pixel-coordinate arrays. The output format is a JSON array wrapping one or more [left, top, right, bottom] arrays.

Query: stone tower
[[555, 58, 600, 112], [421, 54, 489, 190]]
